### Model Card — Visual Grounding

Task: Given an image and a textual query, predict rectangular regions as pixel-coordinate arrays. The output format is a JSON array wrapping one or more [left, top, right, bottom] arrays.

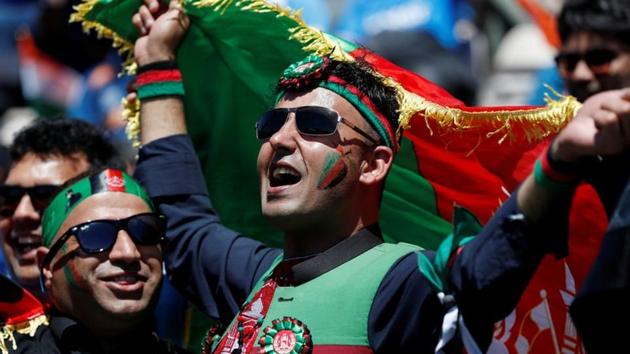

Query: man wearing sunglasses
[[556, 0, 630, 103], [0, 118, 122, 299], [3, 168, 188, 353], [130, 1, 630, 353], [556, 1, 630, 350]]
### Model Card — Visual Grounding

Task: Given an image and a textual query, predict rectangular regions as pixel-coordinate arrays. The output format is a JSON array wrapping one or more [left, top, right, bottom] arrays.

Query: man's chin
[[263, 209, 307, 230], [101, 299, 153, 318]]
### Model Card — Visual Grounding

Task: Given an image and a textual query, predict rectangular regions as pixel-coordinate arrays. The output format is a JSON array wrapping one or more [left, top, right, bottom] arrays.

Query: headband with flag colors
[[42, 169, 155, 247], [71, 2, 606, 353], [276, 54, 398, 150]]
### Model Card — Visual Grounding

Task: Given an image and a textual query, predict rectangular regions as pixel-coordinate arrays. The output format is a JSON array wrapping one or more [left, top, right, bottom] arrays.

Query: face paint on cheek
[[317, 146, 349, 190], [59, 244, 89, 292]]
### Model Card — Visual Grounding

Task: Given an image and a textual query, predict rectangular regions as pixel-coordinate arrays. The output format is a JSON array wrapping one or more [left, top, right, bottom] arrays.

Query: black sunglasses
[[555, 48, 619, 75], [41, 213, 166, 268], [255, 106, 379, 144], [0, 184, 59, 217]]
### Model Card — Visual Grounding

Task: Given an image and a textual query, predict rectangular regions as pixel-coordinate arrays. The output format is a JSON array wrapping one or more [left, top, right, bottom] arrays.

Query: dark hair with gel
[[10, 117, 124, 170], [277, 57, 401, 139], [558, 0, 630, 46]]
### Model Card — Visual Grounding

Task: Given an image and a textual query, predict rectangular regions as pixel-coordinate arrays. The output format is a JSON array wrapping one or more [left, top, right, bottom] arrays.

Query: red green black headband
[[277, 55, 398, 151], [42, 169, 155, 247]]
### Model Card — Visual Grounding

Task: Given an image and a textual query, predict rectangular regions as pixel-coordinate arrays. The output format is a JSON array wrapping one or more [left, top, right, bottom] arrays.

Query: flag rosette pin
[[258, 316, 312, 354]]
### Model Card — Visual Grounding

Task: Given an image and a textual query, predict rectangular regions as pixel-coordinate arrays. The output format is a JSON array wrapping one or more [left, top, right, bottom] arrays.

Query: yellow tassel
[[73, 0, 582, 146], [196, 0, 352, 61], [0, 326, 16, 354], [122, 95, 142, 148], [0, 315, 49, 354], [70, 0, 136, 75], [392, 82, 581, 143], [194, 0, 234, 14]]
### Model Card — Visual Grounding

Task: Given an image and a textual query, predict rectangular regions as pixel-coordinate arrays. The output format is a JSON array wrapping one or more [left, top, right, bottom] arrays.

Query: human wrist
[[549, 138, 581, 164], [533, 144, 581, 193], [136, 61, 185, 100], [137, 55, 175, 67], [137, 48, 176, 67]]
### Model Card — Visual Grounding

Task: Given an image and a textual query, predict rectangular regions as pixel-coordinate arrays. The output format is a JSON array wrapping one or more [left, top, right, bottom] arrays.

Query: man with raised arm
[[131, 1, 630, 353]]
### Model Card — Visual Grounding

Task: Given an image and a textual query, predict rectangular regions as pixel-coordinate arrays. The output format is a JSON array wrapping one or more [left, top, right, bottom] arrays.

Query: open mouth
[[102, 273, 148, 285], [269, 165, 302, 187], [11, 235, 42, 256], [101, 272, 148, 294]]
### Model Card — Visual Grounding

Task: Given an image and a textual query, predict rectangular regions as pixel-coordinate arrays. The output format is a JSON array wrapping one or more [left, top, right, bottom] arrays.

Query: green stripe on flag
[[381, 138, 451, 248]]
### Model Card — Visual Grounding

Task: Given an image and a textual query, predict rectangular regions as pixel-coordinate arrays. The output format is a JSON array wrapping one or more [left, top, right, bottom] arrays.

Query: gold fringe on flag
[[0, 315, 49, 354], [70, 0, 137, 75], [72, 0, 582, 146]]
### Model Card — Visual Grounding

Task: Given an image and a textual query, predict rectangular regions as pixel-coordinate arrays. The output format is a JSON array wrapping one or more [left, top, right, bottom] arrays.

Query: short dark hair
[[277, 57, 401, 137], [10, 118, 124, 170], [558, 0, 630, 46]]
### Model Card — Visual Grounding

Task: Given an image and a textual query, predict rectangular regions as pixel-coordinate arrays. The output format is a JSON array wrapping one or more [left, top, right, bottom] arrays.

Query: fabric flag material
[[515, 292, 554, 354], [0, 274, 48, 354], [71, 1, 607, 353]]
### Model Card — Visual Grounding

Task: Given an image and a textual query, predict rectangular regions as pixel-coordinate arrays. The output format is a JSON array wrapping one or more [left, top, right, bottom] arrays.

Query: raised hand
[[552, 88, 630, 162], [132, 0, 190, 66]]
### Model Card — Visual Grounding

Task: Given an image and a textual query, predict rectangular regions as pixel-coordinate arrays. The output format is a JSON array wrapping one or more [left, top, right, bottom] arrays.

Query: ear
[[359, 145, 394, 186], [36, 246, 53, 290]]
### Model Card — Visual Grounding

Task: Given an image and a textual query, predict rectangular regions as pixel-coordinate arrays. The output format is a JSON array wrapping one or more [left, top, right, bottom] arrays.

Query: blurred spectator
[[554, 0, 630, 351], [556, 0, 630, 103], [0, 0, 39, 115], [478, 23, 557, 106], [0, 118, 123, 298], [15, 0, 134, 161]]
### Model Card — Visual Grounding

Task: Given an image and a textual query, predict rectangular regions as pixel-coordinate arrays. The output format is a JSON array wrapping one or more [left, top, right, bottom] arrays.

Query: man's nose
[[269, 113, 299, 150], [12, 194, 40, 225], [571, 60, 596, 81], [108, 231, 141, 263]]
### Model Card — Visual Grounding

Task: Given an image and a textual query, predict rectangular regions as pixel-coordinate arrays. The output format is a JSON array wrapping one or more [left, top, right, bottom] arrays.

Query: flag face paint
[[58, 243, 88, 292], [317, 147, 349, 190]]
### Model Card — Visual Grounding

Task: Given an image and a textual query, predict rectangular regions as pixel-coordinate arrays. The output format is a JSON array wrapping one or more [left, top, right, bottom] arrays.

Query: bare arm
[[132, 0, 189, 144]]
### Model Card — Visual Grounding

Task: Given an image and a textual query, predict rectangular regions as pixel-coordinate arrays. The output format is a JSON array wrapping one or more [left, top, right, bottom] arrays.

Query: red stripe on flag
[[104, 169, 126, 192]]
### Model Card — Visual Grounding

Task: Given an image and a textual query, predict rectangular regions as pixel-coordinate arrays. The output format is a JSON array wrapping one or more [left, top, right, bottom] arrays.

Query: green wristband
[[533, 159, 577, 193], [137, 81, 185, 100]]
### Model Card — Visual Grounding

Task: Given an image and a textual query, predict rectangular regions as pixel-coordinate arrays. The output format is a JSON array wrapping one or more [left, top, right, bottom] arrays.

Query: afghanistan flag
[[72, 1, 607, 353], [0, 274, 48, 352]]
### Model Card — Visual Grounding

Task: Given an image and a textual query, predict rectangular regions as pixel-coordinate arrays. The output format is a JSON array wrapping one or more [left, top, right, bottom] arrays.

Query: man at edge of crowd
[[0, 118, 122, 298], [556, 1, 630, 351], [2, 168, 190, 354]]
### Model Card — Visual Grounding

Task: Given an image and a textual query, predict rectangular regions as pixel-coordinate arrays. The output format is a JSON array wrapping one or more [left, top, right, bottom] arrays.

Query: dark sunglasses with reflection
[[0, 184, 60, 217], [255, 106, 379, 144], [555, 48, 620, 75], [41, 213, 166, 269]]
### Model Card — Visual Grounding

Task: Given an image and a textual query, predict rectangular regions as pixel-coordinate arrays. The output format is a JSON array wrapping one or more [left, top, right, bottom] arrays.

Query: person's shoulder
[[378, 248, 435, 290]]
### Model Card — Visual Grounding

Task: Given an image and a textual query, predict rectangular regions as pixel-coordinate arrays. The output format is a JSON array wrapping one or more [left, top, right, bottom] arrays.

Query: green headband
[[276, 55, 398, 151], [42, 169, 155, 247]]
